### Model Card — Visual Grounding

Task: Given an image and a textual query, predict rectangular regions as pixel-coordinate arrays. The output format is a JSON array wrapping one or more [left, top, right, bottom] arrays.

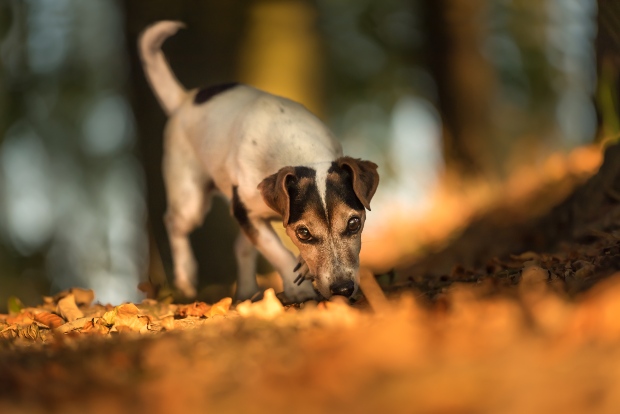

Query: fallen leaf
[[70, 288, 95, 307], [19, 323, 40, 340], [207, 297, 232, 317], [117, 315, 150, 333], [100, 303, 140, 326], [159, 315, 175, 331], [101, 303, 149, 333], [80, 319, 111, 334], [175, 302, 211, 318], [53, 288, 95, 306], [101, 309, 117, 326], [83, 318, 111, 335], [55, 317, 93, 334], [5, 311, 34, 325], [34, 312, 65, 329], [115, 325, 136, 333], [137, 299, 178, 321], [116, 303, 141, 318], [57, 294, 84, 322], [0, 325, 18, 339], [236, 289, 283, 319]]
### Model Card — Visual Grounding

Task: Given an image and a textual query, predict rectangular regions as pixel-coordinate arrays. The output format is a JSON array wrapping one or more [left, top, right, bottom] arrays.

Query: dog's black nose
[[330, 280, 355, 297]]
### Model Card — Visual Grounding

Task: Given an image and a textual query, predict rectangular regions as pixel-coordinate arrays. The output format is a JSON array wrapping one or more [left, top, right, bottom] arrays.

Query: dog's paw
[[235, 289, 263, 303], [278, 280, 321, 305], [293, 256, 309, 278], [292, 256, 312, 288], [174, 279, 197, 298]]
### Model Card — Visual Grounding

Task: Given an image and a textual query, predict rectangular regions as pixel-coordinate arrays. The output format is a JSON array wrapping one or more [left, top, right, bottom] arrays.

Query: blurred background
[[0, 0, 617, 308]]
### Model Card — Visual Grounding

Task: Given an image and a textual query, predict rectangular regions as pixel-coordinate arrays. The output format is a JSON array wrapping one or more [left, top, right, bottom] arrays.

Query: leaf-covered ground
[[2, 144, 620, 414]]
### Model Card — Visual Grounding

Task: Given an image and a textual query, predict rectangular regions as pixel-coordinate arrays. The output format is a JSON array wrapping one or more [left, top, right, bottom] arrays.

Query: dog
[[139, 21, 379, 303]]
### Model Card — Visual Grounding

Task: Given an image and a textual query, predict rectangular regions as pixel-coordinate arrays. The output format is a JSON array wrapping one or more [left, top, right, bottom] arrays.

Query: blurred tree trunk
[[422, 0, 498, 181], [239, 0, 324, 117], [595, 0, 620, 142]]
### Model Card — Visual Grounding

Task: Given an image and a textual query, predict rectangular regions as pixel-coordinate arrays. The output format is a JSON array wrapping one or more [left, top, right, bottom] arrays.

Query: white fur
[[139, 21, 186, 115], [311, 162, 330, 215], [140, 21, 345, 302]]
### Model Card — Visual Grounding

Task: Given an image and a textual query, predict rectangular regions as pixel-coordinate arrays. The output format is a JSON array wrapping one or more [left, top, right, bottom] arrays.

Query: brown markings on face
[[258, 166, 318, 226], [261, 161, 378, 298], [285, 164, 369, 298]]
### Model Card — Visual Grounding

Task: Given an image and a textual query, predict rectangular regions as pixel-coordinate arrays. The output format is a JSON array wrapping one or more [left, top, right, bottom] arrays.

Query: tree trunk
[[422, 0, 498, 181]]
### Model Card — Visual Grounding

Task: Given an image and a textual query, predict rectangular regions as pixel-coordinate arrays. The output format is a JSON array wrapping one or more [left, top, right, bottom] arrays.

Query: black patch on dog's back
[[287, 167, 327, 225], [327, 163, 365, 212], [205, 180, 218, 194], [194, 82, 239, 105], [232, 186, 256, 240]]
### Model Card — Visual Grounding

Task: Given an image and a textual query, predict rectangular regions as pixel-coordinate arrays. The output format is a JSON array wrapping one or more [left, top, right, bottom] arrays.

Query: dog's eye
[[296, 227, 312, 241], [347, 217, 361, 233]]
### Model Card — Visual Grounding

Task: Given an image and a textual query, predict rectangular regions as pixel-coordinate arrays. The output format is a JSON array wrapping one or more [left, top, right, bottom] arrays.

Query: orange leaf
[[80, 320, 108, 334], [81, 320, 96, 332], [55, 317, 92, 334], [57, 294, 84, 322], [159, 315, 175, 331], [116, 303, 141, 318], [208, 297, 232, 317], [70, 288, 95, 307], [5, 311, 34, 325], [0, 325, 18, 339], [236, 289, 283, 319], [108, 304, 149, 333], [19, 323, 40, 340], [34, 312, 65, 329], [175, 302, 212, 318], [53, 288, 95, 306], [114, 315, 149, 333]]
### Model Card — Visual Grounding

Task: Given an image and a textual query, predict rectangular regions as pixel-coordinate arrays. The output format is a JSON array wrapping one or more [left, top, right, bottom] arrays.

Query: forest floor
[[2, 144, 620, 414]]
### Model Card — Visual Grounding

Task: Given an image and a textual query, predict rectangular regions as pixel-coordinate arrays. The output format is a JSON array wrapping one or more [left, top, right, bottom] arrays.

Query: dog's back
[[139, 21, 342, 202], [173, 85, 342, 199]]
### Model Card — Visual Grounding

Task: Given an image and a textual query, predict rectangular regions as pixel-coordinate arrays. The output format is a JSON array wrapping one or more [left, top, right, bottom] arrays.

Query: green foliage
[[7, 296, 24, 316]]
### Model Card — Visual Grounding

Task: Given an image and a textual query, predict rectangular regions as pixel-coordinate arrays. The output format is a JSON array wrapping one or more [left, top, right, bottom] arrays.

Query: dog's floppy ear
[[258, 166, 296, 226], [337, 157, 379, 210]]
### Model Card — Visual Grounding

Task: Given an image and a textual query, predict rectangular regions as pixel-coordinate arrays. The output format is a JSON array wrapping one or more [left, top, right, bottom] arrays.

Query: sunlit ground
[[3, 2, 620, 412], [360, 144, 603, 274], [243, 144, 604, 301]]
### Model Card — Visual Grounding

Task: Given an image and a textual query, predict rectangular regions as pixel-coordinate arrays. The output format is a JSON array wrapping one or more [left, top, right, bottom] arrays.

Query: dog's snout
[[329, 280, 355, 297]]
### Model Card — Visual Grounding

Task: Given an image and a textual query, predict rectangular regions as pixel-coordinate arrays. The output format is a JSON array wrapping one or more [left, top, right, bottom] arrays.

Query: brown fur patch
[[193, 82, 239, 105], [335, 157, 379, 210], [257, 166, 296, 225], [286, 197, 364, 298]]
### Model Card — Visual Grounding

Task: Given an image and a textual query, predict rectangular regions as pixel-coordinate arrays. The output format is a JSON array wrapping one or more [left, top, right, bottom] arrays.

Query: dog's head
[[258, 157, 379, 299]]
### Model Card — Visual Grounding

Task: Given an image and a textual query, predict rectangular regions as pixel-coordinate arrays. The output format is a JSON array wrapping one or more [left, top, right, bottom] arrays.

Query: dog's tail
[[138, 21, 188, 115]]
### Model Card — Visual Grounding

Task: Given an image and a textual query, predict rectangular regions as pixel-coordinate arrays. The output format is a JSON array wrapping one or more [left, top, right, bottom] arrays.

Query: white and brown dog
[[139, 21, 379, 303]]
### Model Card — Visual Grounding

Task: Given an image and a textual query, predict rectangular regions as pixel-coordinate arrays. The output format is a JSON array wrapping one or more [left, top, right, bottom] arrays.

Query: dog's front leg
[[234, 231, 259, 301], [250, 219, 319, 303]]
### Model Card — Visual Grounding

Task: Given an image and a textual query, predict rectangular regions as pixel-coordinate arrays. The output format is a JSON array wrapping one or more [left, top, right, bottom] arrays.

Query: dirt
[[2, 144, 620, 414]]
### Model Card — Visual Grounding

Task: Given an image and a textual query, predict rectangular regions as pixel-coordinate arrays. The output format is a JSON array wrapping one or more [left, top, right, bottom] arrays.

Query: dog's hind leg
[[162, 131, 212, 298], [231, 187, 260, 300]]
